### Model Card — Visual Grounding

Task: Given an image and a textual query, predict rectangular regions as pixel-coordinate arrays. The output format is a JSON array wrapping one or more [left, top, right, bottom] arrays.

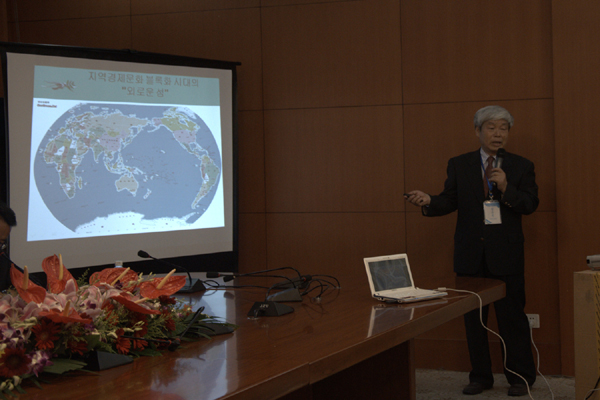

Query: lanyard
[[480, 156, 494, 199]]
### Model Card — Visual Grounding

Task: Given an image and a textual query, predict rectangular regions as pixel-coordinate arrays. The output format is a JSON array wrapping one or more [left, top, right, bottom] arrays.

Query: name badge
[[484, 200, 502, 225]]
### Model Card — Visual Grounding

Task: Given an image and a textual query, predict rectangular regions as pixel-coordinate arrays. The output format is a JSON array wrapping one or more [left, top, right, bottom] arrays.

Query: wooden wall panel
[[131, 8, 262, 111], [131, 0, 258, 14], [266, 212, 405, 283], [261, 0, 402, 109], [5, 0, 129, 21], [238, 212, 267, 273], [8, 17, 132, 48], [238, 110, 266, 213], [404, 101, 556, 212], [0, 1, 7, 41], [405, 212, 456, 288], [264, 106, 404, 213], [523, 212, 560, 346], [262, 0, 349, 6], [401, 0, 553, 104], [552, 0, 600, 377], [404, 103, 477, 197]]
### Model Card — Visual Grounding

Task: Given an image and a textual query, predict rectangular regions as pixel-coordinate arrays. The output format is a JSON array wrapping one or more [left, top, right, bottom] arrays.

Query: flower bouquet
[[0, 255, 232, 397]]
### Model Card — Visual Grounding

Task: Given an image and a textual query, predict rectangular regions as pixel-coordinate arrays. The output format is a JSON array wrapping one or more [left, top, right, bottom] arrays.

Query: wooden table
[[16, 276, 504, 400]]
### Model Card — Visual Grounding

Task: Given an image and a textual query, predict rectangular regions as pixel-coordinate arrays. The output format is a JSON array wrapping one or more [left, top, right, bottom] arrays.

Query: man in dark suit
[[406, 105, 538, 397], [0, 201, 17, 291]]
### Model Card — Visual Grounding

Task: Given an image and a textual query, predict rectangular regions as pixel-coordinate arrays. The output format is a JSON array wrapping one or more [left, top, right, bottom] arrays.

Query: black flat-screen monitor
[[0, 42, 238, 274]]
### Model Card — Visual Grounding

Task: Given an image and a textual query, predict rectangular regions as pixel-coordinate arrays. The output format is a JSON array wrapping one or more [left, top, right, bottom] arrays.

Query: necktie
[[484, 156, 494, 198]]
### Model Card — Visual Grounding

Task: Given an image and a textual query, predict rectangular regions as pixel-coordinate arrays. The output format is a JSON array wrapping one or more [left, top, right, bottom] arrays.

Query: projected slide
[[29, 66, 223, 241]]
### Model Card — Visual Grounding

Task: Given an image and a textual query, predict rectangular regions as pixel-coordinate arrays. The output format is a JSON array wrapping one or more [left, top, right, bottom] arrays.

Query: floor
[[416, 369, 577, 400]]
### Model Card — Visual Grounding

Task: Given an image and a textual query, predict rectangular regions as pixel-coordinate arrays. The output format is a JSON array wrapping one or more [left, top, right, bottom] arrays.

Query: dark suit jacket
[[0, 256, 10, 291], [425, 150, 539, 276]]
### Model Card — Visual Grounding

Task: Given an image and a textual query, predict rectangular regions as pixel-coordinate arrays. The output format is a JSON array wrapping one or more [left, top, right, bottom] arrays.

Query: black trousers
[[459, 264, 536, 387]]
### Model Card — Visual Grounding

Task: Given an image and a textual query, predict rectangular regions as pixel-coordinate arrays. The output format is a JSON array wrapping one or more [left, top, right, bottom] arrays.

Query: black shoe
[[508, 383, 529, 396], [462, 382, 493, 395]]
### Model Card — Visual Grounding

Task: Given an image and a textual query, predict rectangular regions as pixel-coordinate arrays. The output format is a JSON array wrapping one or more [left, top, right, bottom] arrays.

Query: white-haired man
[[406, 105, 538, 397]]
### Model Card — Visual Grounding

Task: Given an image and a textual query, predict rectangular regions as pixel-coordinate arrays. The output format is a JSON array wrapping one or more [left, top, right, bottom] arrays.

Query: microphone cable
[[311, 274, 341, 289], [529, 322, 555, 400], [301, 280, 326, 299], [200, 279, 221, 290], [300, 276, 341, 299]]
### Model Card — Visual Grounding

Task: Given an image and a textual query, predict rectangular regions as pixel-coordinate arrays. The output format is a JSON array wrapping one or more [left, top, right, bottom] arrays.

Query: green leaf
[[83, 334, 102, 350], [43, 358, 88, 374]]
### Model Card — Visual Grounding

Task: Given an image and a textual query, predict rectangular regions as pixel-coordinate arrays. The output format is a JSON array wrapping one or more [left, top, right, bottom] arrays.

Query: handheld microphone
[[137, 250, 206, 293], [496, 148, 506, 169]]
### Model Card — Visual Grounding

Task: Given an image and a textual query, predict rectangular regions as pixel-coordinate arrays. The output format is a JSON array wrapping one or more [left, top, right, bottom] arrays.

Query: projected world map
[[34, 103, 221, 233]]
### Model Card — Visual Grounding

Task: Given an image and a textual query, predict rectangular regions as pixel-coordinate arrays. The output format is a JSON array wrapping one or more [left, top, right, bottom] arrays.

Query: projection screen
[[1, 43, 238, 273]]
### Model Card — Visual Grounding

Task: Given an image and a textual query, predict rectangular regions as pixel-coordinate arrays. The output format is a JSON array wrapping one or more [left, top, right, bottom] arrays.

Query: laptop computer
[[364, 253, 447, 303]]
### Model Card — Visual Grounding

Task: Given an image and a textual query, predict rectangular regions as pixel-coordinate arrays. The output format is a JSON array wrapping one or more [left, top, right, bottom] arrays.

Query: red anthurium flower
[[90, 267, 139, 292], [31, 318, 61, 350], [139, 270, 186, 299], [10, 265, 47, 304], [38, 301, 93, 324], [42, 254, 78, 294], [111, 295, 160, 315], [0, 347, 31, 378]]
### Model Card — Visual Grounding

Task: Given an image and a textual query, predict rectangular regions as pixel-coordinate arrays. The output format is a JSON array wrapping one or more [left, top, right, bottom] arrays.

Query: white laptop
[[364, 253, 447, 303]]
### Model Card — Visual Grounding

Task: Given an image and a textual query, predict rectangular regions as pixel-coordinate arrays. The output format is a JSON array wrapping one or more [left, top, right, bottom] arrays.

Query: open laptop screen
[[367, 258, 412, 292]]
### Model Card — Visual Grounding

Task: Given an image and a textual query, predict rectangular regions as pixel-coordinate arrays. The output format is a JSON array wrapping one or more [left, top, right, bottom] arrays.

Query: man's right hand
[[404, 190, 431, 207]]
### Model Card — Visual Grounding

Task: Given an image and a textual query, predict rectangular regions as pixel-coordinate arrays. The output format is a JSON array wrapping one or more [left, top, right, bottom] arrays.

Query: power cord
[[529, 320, 554, 399], [438, 287, 536, 399]]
